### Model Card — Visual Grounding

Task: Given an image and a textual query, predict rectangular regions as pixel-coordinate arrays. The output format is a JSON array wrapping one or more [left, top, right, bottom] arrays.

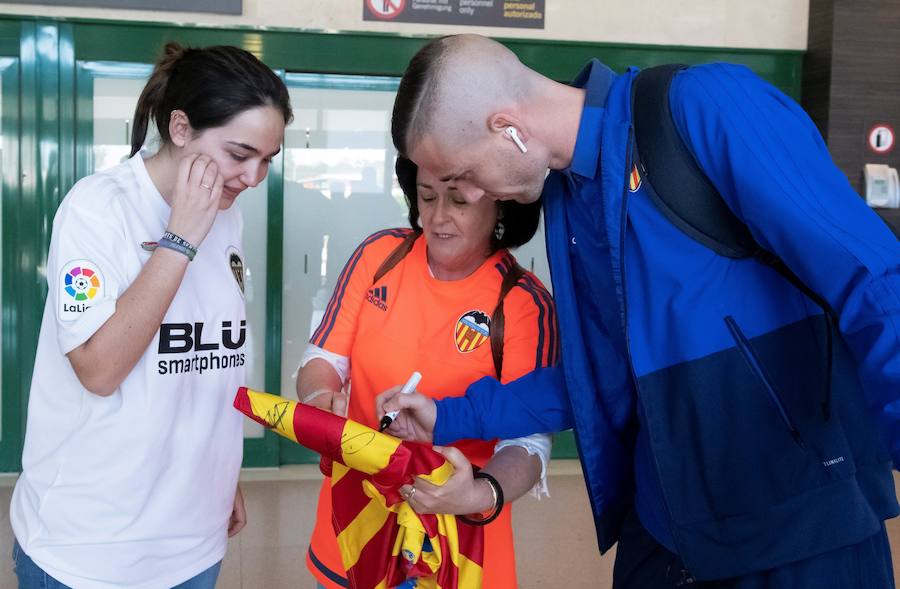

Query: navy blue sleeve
[[670, 63, 900, 465], [433, 366, 574, 445]]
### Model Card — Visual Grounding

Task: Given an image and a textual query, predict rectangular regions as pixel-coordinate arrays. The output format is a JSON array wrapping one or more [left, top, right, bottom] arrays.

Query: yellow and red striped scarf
[[234, 387, 485, 589]]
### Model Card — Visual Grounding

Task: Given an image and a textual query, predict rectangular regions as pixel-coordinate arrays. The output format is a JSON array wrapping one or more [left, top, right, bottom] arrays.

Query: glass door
[[280, 74, 407, 462], [277, 73, 554, 462], [73, 64, 557, 467]]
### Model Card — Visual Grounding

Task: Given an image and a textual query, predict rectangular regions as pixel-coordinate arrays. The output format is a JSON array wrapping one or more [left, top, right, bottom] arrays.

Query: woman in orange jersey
[[297, 156, 558, 589]]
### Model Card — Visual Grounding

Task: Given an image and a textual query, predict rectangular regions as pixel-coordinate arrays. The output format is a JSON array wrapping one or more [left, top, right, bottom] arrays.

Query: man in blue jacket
[[380, 34, 900, 587]]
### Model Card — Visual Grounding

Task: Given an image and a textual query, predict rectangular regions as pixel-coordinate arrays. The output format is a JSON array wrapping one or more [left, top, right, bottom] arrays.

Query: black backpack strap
[[632, 64, 760, 259], [490, 259, 526, 380], [371, 231, 420, 285], [632, 64, 836, 419], [632, 64, 840, 317]]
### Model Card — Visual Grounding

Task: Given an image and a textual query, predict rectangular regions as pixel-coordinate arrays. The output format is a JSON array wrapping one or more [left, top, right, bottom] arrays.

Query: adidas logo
[[366, 285, 388, 311]]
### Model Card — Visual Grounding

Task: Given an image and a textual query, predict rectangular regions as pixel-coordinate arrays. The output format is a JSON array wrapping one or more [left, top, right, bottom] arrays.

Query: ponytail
[[130, 42, 188, 157], [129, 42, 291, 158]]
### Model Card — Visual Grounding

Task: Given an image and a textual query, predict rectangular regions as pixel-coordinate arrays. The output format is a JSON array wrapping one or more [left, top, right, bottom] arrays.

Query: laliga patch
[[59, 259, 104, 321], [455, 310, 491, 353], [227, 246, 245, 296], [628, 164, 642, 192]]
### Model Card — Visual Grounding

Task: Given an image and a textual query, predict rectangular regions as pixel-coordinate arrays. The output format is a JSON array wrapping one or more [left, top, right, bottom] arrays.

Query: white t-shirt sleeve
[[494, 432, 552, 498], [49, 187, 129, 355], [297, 343, 350, 385]]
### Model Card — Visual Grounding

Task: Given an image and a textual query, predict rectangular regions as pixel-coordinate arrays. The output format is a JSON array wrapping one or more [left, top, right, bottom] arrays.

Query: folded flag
[[233, 387, 485, 589]]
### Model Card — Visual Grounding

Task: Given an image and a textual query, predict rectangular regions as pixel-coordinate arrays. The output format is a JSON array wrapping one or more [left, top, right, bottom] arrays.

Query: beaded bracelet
[[458, 470, 504, 526]]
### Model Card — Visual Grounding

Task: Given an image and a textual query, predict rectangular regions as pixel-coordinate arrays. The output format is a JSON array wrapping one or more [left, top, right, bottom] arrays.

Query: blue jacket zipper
[[724, 315, 806, 448]]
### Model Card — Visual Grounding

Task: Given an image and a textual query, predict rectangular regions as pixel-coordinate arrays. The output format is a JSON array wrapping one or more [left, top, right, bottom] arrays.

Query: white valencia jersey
[[10, 154, 247, 589]]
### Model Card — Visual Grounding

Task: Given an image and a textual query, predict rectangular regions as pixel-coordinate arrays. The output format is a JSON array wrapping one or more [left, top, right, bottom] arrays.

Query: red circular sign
[[366, 0, 406, 20], [869, 124, 895, 154]]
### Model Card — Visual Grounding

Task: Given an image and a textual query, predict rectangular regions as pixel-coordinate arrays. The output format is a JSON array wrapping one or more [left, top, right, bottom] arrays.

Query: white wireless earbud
[[504, 126, 528, 153]]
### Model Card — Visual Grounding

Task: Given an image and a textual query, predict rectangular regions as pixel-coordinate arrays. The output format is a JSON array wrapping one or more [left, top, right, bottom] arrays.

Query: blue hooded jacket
[[434, 60, 900, 580]]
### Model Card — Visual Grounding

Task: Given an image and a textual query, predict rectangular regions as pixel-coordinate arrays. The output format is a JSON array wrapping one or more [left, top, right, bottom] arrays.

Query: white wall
[[0, 0, 809, 50]]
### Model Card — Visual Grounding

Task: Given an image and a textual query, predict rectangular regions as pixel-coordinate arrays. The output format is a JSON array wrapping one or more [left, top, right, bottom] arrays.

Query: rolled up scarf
[[233, 387, 485, 589]]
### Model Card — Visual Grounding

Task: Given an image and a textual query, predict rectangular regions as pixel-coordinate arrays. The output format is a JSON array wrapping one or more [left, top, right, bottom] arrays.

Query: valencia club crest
[[628, 164, 642, 192], [455, 310, 491, 353]]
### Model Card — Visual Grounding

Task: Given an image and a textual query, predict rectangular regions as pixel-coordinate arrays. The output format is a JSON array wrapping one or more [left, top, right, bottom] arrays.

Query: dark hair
[[130, 42, 292, 157], [395, 156, 541, 251], [391, 37, 449, 156]]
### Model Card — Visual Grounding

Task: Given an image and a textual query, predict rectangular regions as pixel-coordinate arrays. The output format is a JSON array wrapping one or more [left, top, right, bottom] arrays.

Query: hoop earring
[[494, 221, 506, 241]]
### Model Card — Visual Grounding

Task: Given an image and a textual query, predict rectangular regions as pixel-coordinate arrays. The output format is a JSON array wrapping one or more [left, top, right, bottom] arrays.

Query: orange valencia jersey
[[307, 229, 558, 589]]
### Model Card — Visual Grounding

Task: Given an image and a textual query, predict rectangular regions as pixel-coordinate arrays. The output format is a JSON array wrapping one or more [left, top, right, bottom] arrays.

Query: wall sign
[[869, 124, 895, 154], [364, 0, 544, 29], [0, 0, 241, 14]]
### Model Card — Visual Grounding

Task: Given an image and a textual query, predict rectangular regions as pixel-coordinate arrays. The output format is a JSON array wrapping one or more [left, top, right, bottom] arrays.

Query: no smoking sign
[[869, 124, 895, 154], [366, 0, 406, 19]]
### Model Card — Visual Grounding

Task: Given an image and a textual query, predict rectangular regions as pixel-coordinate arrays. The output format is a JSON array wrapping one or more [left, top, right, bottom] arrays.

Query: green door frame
[[61, 18, 803, 96], [0, 14, 803, 471], [0, 22, 21, 472]]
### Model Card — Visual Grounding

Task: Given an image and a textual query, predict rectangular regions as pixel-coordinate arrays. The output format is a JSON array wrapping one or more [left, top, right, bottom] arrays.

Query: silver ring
[[406, 486, 416, 500], [200, 182, 212, 190]]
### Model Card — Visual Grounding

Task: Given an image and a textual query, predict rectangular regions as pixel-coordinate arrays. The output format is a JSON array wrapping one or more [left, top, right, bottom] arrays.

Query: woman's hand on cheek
[[166, 153, 225, 247]]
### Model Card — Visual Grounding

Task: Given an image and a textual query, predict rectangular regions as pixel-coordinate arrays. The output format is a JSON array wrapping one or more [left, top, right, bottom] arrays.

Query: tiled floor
[[3, 467, 900, 588]]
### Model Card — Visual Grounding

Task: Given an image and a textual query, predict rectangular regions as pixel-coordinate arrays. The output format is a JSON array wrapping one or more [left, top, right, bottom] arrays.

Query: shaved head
[[392, 35, 537, 157], [392, 33, 584, 204]]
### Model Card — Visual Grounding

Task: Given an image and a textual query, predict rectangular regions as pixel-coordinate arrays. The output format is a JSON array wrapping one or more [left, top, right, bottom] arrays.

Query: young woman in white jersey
[[10, 43, 291, 589]]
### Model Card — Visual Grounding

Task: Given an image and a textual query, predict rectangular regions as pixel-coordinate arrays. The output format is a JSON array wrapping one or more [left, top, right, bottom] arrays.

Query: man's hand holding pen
[[375, 386, 437, 443]]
